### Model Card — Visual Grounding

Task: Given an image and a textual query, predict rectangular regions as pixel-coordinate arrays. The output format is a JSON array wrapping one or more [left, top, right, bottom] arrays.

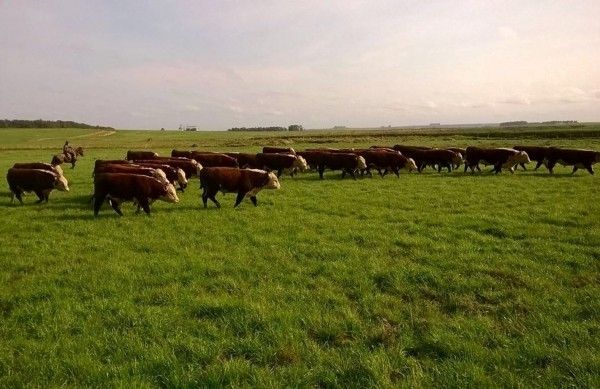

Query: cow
[[262, 146, 296, 155], [513, 145, 550, 171], [358, 150, 417, 177], [255, 153, 308, 177], [189, 152, 239, 168], [93, 173, 179, 216], [391, 146, 433, 169], [226, 152, 260, 169], [199, 167, 280, 208], [316, 152, 367, 179], [134, 158, 202, 178], [7, 168, 69, 204], [465, 147, 530, 173], [446, 148, 467, 169], [94, 159, 133, 172], [296, 151, 327, 170], [131, 162, 188, 190], [413, 149, 463, 173], [13, 162, 63, 177], [94, 164, 170, 185], [544, 147, 600, 175], [126, 150, 158, 160], [171, 150, 193, 158]]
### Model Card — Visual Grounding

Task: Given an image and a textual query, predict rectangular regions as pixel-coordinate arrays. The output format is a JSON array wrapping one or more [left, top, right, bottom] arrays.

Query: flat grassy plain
[[0, 126, 599, 387]]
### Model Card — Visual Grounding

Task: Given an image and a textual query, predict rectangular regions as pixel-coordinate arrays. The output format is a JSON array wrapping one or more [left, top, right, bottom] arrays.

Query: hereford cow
[[359, 150, 417, 177], [131, 162, 188, 190], [465, 147, 530, 173], [93, 173, 179, 216], [126, 150, 158, 160], [414, 149, 463, 173], [544, 147, 600, 175], [135, 158, 202, 178], [446, 148, 467, 169], [262, 146, 296, 155], [13, 162, 63, 176], [199, 167, 280, 208], [513, 145, 550, 171], [226, 153, 260, 169], [189, 152, 239, 168], [7, 168, 69, 204], [256, 153, 308, 177], [94, 164, 170, 185], [317, 152, 367, 179], [296, 151, 327, 170]]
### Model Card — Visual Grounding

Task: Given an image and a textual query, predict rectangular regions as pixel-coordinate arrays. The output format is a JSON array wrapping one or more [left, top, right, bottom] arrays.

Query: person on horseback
[[63, 141, 76, 162]]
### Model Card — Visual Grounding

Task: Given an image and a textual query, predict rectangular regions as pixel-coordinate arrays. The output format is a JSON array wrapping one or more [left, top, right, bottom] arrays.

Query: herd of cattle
[[6, 144, 600, 216]]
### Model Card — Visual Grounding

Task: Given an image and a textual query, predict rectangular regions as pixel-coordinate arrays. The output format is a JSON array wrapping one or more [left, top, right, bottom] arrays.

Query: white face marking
[[247, 168, 267, 174], [153, 169, 169, 184], [176, 168, 188, 185], [56, 175, 70, 191], [357, 156, 367, 170], [265, 172, 281, 189], [161, 183, 179, 203], [406, 158, 417, 171], [53, 165, 64, 176], [195, 163, 203, 176], [294, 156, 308, 171]]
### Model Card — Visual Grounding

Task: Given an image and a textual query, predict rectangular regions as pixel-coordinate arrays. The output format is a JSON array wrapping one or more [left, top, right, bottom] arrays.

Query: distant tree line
[[228, 124, 303, 132], [500, 120, 578, 127], [1, 119, 113, 129]]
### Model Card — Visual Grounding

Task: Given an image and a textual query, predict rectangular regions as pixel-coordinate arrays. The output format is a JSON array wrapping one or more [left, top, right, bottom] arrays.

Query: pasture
[[0, 126, 599, 387]]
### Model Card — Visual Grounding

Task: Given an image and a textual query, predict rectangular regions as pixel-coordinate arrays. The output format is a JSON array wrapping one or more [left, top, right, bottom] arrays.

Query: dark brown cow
[[7, 168, 70, 204], [132, 162, 188, 190], [94, 165, 170, 185], [190, 152, 239, 168], [446, 148, 466, 169], [358, 150, 417, 177], [126, 150, 158, 160], [513, 146, 550, 171], [94, 160, 133, 173], [391, 146, 433, 169], [200, 167, 280, 208], [316, 152, 367, 180], [465, 147, 530, 173], [13, 162, 63, 176], [255, 153, 308, 177], [93, 173, 179, 216], [225, 153, 260, 169], [262, 146, 296, 155], [544, 147, 600, 175], [296, 151, 327, 170], [134, 158, 202, 178], [171, 150, 193, 158], [413, 149, 463, 173]]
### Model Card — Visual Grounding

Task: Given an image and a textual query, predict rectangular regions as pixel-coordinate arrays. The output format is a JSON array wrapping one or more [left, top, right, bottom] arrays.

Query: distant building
[[429, 123, 441, 127]]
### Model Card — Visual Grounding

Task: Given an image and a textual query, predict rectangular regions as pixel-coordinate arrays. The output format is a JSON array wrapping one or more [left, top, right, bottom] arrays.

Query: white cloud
[[498, 26, 518, 39]]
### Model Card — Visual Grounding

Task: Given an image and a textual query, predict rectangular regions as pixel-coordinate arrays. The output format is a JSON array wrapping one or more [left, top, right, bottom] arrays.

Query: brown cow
[[316, 152, 367, 179], [190, 152, 239, 168], [132, 162, 188, 190], [513, 145, 550, 171], [256, 153, 308, 177], [226, 153, 260, 169], [359, 150, 417, 177], [94, 165, 170, 185], [262, 146, 296, 155], [93, 173, 179, 216], [134, 158, 202, 178], [13, 162, 63, 177], [200, 167, 280, 208], [465, 147, 530, 173], [171, 150, 193, 158], [126, 150, 158, 160], [446, 148, 466, 169], [544, 147, 600, 175], [414, 149, 463, 173], [7, 168, 69, 204], [296, 151, 327, 170]]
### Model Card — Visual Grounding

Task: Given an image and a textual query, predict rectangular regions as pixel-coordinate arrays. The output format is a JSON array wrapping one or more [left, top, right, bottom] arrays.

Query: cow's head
[[176, 168, 188, 189], [152, 168, 170, 185], [504, 151, 530, 169], [406, 158, 418, 172], [293, 156, 308, 172], [161, 183, 179, 203], [357, 156, 367, 170], [264, 172, 281, 190], [191, 159, 203, 176], [152, 152, 159, 157], [452, 152, 464, 167], [55, 174, 70, 192], [53, 164, 64, 176]]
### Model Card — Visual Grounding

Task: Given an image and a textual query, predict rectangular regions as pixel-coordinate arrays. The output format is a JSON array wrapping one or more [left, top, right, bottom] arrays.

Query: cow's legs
[[586, 165, 594, 175], [349, 169, 357, 180], [234, 191, 247, 207], [276, 168, 283, 178], [317, 166, 325, 179], [250, 196, 258, 206], [341, 170, 346, 179], [520, 163, 527, 170], [43, 190, 51, 202], [392, 167, 400, 178], [34, 190, 44, 203], [138, 197, 151, 214], [109, 199, 124, 216], [93, 194, 105, 216], [572, 166, 578, 174], [201, 190, 209, 208], [534, 161, 544, 170], [547, 160, 556, 174]]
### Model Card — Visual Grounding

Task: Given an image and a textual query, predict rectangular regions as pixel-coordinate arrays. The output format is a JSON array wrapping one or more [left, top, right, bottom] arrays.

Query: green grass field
[[0, 126, 599, 387]]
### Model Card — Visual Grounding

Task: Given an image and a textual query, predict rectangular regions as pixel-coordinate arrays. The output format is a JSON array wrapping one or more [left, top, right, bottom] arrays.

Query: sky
[[1, 1, 599, 130]]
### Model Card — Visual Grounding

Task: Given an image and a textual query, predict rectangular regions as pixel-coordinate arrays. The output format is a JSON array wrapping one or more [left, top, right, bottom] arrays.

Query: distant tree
[[0, 119, 113, 129], [288, 124, 303, 131]]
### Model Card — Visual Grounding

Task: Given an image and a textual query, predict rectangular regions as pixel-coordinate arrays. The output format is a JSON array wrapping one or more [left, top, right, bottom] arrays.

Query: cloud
[[499, 95, 531, 105], [497, 26, 518, 39]]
